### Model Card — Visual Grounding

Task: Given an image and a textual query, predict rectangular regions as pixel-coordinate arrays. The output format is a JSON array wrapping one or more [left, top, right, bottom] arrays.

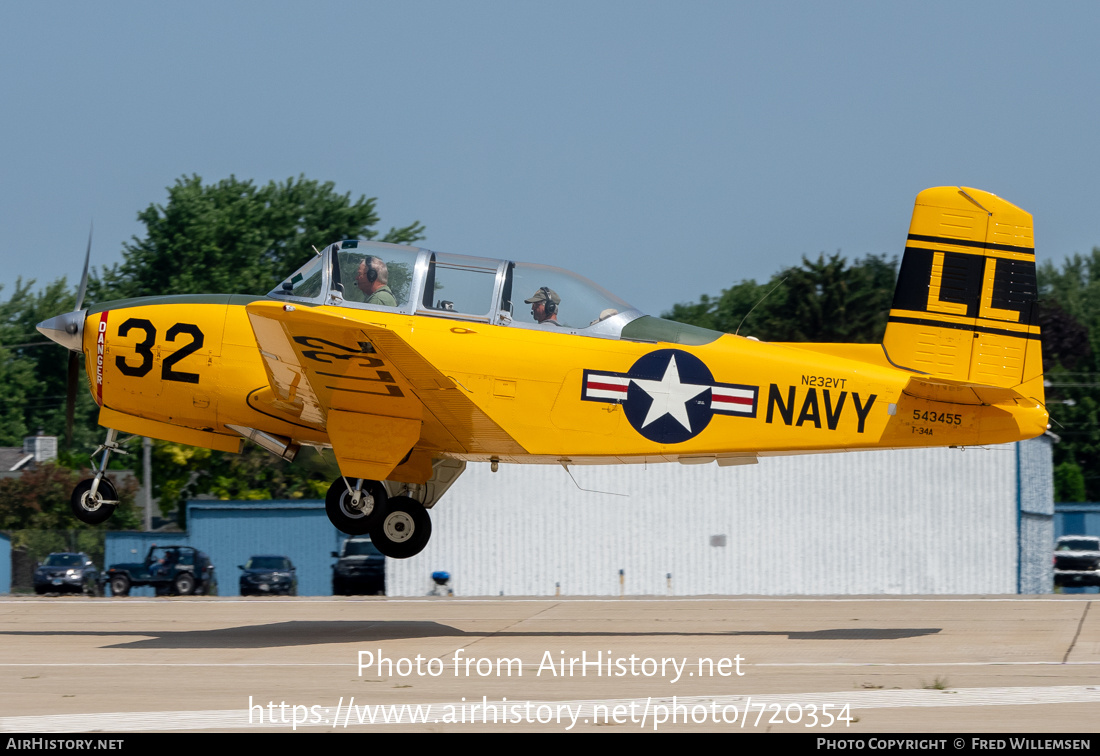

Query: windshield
[[274, 254, 324, 299], [1057, 539, 1100, 551], [45, 554, 83, 567], [247, 556, 291, 570]]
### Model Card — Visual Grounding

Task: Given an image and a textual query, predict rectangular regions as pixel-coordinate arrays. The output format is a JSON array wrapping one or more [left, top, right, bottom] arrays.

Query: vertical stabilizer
[[883, 187, 1044, 404]]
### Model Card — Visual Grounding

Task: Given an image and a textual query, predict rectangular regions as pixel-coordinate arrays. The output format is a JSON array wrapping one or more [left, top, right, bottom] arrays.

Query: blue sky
[[3, 1, 1099, 317]]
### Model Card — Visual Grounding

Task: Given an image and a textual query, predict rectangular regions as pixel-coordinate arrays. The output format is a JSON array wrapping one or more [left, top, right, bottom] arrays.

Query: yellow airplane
[[38, 186, 1047, 558]]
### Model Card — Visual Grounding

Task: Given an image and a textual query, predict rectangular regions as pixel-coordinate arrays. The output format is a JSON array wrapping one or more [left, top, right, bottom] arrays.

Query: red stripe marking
[[587, 381, 628, 393], [712, 394, 753, 406]]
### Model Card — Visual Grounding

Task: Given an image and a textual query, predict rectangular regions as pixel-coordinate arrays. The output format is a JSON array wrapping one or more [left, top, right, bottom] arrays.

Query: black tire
[[70, 478, 118, 525], [110, 574, 130, 597], [325, 478, 386, 535], [173, 573, 196, 595], [369, 496, 432, 559]]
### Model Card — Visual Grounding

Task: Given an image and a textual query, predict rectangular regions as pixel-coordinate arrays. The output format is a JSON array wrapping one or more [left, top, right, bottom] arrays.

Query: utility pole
[[143, 437, 152, 531]]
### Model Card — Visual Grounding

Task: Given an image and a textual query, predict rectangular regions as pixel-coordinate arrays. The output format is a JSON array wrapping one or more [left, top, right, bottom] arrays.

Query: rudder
[[883, 186, 1044, 404]]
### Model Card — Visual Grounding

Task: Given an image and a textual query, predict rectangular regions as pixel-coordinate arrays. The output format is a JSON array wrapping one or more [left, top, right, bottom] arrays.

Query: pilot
[[525, 287, 561, 325], [355, 256, 397, 307]]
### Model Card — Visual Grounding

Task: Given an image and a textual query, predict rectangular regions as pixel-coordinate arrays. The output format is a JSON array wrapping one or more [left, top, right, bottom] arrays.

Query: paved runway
[[0, 595, 1097, 733]]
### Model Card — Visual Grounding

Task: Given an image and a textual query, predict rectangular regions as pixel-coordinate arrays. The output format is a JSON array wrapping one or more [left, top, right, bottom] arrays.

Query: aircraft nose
[[36, 310, 86, 352]]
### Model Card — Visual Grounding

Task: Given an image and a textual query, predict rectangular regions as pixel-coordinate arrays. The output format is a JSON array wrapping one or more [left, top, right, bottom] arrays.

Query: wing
[[246, 301, 526, 483]]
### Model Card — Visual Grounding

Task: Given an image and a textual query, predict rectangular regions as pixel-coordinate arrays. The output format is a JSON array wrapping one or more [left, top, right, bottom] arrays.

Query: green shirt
[[366, 285, 397, 307]]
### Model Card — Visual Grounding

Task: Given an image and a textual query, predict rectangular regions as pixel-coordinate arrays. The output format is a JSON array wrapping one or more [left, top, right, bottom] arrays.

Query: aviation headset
[[539, 286, 557, 316], [363, 255, 378, 283]]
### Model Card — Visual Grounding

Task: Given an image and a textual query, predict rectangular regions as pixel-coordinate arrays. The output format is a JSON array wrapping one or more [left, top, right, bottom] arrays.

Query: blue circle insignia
[[621, 349, 714, 444]]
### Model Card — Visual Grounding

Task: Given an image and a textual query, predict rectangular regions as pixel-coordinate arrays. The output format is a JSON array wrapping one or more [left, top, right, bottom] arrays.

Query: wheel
[[70, 478, 118, 525], [325, 478, 386, 535], [110, 574, 130, 597], [369, 496, 432, 559], [173, 573, 196, 595]]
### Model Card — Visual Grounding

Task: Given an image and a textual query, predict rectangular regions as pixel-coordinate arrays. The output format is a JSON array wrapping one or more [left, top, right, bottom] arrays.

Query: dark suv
[[1054, 536, 1100, 588], [332, 536, 385, 595], [107, 545, 217, 597], [239, 555, 298, 596], [34, 552, 101, 596]]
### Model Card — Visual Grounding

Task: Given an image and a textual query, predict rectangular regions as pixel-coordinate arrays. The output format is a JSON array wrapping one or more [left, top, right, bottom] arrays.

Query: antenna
[[560, 463, 627, 497], [735, 276, 788, 336]]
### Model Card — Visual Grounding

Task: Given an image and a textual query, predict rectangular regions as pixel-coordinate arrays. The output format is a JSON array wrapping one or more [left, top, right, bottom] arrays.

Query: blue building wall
[[188, 501, 345, 596], [1054, 503, 1100, 539], [0, 533, 10, 594], [104, 500, 352, 596]]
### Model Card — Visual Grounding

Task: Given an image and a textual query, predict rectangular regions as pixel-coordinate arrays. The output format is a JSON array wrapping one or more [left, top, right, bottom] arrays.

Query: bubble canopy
[[270, 240, 651, 339]]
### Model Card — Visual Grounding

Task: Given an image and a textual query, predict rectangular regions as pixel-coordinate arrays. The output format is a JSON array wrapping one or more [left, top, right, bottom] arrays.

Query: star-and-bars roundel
[[581, 349, 758, 444]]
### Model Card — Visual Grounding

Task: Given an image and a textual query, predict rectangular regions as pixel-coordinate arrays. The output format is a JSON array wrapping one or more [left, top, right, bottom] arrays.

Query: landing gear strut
[[70, 429, 123, 525], [325, 477, 387, 535]]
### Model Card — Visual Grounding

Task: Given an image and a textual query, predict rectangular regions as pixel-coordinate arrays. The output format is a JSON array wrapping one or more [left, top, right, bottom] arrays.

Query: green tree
[[93, 174, 425, 300], [0, 462, 140, 532], [0, 278, 100, 451], [1038, 248, 1100, 500], [664, 253, 897, 343], [1054, 461, 1087, 503]]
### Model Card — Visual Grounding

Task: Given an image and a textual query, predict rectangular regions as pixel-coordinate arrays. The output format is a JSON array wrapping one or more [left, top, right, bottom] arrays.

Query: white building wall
[[388, 444, 1024, 597]]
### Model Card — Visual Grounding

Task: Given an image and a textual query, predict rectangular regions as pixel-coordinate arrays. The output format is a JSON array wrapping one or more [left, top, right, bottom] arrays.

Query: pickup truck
[[1053, 536, 1100, 588]]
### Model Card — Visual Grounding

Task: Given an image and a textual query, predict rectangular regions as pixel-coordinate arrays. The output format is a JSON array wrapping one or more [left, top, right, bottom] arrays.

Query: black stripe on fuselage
[[906, 233, 1034, 256]]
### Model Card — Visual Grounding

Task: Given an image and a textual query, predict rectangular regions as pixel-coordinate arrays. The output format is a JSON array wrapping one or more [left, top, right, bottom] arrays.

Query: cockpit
[[270, 240, 721, 345]]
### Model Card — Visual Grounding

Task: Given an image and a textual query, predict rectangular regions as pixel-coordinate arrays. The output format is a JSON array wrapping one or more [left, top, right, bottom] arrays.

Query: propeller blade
[[74, 223, 92, 312]]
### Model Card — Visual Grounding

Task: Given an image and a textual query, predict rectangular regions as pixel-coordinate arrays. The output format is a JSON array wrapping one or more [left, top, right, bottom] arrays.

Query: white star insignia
[[629, 355, 708, 431]]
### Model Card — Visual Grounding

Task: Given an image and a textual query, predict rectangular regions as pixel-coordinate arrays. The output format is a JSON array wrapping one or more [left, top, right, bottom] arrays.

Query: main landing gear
[[70, 429, 123, 525], [325, 477, 433, 559]]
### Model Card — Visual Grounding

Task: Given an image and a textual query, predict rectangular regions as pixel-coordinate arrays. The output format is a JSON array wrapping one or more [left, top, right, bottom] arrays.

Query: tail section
[[883, 186, 1044, 406]]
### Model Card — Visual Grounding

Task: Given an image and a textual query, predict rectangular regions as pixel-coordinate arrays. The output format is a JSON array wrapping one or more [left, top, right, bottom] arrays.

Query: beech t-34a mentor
[[38, 186, 1047, 558]]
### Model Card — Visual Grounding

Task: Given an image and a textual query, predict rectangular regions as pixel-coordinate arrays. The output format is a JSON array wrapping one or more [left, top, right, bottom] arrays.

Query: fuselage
[[76, 293, 1048, 466]]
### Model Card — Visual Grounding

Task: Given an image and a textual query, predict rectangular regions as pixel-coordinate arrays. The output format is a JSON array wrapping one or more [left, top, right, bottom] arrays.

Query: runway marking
[[2, 661, 1100, 669], [3, 686, 1099, 732], [0, 597, 1094, 604]]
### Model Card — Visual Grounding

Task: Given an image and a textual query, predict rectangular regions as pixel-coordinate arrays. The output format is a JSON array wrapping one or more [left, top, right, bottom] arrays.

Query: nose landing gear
[[70, 429, 124, 525]]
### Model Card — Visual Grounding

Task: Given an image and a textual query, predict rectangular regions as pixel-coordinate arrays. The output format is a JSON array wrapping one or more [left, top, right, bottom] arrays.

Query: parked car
[[332, 536, 385, 595], [34, 552, 101, 596], [239, 555, 298, 596], [1053, 536, 1100, 588], [107, 545, 217, 597]]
